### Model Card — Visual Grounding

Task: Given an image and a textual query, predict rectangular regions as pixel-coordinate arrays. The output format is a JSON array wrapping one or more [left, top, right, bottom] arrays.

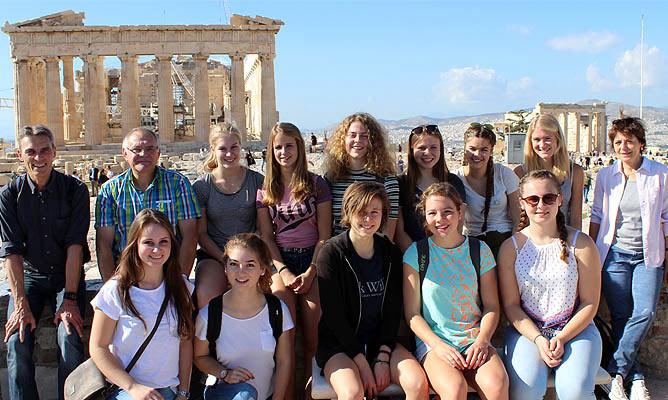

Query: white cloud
[[435, 66, 534, 104], [586, 65, 614, 91], [507, 24, 532, 35], [614, 44, 667, 88], [547, 31, 619, 53]]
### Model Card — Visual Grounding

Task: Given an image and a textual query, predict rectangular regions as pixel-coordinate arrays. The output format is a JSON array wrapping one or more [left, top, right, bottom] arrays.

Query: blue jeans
[[107, 387, 176, 400], [279, 246, 315, 276], [601, 245, 664, 381], [204, 382, 259, 400], [504, 324, 602, 400], [6, 271, 86, 400]]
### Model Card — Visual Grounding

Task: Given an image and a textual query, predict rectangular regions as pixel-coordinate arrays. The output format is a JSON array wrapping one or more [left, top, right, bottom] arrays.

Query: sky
[[1, 0, 667, 140]]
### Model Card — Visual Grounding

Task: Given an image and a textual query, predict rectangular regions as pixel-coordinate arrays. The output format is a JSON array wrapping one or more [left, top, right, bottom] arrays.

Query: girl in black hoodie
[[316, 181, 429, 399]]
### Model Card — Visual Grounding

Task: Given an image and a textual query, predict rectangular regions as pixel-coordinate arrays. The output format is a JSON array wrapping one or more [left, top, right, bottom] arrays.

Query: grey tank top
[[614, 179, 643, 252]]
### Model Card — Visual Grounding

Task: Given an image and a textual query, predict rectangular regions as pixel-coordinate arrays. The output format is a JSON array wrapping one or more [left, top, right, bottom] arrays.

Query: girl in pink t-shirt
[[256, 122, 332, 398]]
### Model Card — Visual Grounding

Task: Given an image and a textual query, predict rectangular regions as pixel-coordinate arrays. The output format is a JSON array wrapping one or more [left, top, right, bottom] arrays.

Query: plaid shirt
[[95, 166, 201, 258]]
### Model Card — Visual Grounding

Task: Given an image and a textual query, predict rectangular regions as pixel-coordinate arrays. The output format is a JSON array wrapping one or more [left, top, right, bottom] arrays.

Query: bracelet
[[277, 265, 289, 274], [378, 349, 392, 356], [175, 390, 190, 399], [533, 333, 544, 344], [373, 359, 390, 366]]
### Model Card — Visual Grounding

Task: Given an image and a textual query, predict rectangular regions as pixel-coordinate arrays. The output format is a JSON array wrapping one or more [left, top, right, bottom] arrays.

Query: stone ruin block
[[0, 163, 18, 173]]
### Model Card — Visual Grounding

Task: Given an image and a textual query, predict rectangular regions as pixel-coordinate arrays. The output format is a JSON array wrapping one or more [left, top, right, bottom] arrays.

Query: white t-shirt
[[91, 278, 194, 389], [195, 298, 294, 400], [456, 163, 520, 235]]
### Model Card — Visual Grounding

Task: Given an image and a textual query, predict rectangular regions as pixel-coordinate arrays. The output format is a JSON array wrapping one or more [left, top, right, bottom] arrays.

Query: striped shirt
[[95, 166, 201, 258], [326, 169, 400, 235]]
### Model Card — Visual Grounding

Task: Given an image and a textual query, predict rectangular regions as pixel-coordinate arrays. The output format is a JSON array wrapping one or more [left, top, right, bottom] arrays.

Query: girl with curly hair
[[324, 112, 399, 238]]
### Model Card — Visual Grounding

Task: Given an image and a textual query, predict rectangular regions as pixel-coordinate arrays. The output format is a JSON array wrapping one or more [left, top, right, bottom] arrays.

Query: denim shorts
[[279, 246, 315, 275]]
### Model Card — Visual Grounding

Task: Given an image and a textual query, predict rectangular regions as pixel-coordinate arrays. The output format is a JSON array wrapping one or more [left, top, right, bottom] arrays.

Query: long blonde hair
[[262, 123, 314, 205], [524, 113, 570, 183], [324, 112, 395, 182], [203, 122, 242, 172]]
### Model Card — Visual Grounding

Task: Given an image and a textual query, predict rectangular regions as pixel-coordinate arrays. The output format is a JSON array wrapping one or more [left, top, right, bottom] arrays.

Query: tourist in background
[[1, 125, 90, 400], [256, 122, 331, 399], [317, 182, 428, 400], [95, 127, 200, 281], [589, 117, 668, 400], [193, 233, 293, 400], [89, 163, 100, 196], [395, 124, 466, 251], [323, 112, 399, 238], [513, 113, 584, 229], [456, 123, 520, 258], [98, 167, 109, 187], [498, 170, 601, 400], [89, 209, 194, 400], [192, 123, 265, 308], [403, 183, 508, 400]]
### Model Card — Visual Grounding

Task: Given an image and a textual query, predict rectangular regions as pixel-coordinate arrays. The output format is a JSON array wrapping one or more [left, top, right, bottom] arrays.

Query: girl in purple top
[[256, 122, 332, 399]]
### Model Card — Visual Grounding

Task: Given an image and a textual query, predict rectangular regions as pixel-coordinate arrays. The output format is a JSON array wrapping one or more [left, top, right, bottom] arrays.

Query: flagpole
[[640, 15, 644, 119]]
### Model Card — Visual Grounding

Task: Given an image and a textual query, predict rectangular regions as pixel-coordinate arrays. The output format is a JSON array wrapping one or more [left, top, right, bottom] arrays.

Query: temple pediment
[[3, 10, 84, 29]]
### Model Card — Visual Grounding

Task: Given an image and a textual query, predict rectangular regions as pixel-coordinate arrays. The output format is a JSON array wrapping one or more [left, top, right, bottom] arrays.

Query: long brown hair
[[262, 122, 315, 206], [405, 126, 450, 209], [463, 123, 496, 233], [516, 170, 569, 263], [324, 112, 395, 182], [115, 209, 193, 339], [224, 233, 274, 293]]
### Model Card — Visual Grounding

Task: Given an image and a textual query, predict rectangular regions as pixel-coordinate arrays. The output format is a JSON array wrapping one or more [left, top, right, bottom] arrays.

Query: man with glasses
[[0, 125, 90, 400], [95, 127, 201, 280]]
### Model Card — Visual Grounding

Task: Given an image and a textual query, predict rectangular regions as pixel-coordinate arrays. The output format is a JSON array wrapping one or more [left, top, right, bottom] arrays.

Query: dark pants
[[6, 270, 86, 400], [473, 230, 511, 260]]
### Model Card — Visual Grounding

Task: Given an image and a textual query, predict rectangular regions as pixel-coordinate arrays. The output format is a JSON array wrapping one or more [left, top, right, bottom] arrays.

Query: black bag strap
[[416, 238, 430, 314], [264, 293, 283, 342], [206, 295, 224, 360], [468, 236, 481, 287], [125, 293, 170, 373]]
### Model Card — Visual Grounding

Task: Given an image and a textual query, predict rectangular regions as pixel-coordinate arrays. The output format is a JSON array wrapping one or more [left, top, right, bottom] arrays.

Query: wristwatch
[[175, 389, 190, 399], [63, 292, 78, 301], [219, 367, 229, 381]]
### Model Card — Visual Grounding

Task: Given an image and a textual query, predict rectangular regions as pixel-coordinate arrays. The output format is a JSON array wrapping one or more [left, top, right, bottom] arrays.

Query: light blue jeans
[[204, 382, 259, 400], [106, 387, 176, 400], [504, 324, 602, 400], [602, 245, 664, 381]]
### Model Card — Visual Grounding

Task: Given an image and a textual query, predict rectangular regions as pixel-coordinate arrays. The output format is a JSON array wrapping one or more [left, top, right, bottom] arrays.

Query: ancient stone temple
[[2, 10, 283, 147], [534, 102, 608, 153]]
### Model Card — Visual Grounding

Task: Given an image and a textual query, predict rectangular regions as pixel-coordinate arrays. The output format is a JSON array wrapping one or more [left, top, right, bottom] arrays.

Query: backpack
[[416, 236, 482, 312], [189, 293, 283, 400]]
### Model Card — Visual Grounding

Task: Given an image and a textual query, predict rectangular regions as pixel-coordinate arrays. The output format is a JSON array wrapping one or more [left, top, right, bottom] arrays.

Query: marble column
[[230, 53, 247, 142], [156, 54, 175, 143], [599, 112, 607, 152], [28, 59, 46, 125], [193, 53, 210, 143], [119, 54, 140, 135], [82, 55, 103, 146], [62, 56, 77, 142], [259, 53, 278, 143], [561, 112, 569, 151], [44, 57, 65, 147], [98, 58, 109, 140], [13, 58, 31, 145], [573, 112, 581, 153]]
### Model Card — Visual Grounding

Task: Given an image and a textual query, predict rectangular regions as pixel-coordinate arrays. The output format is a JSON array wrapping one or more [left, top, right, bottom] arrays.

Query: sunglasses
[[470, 122, 495, 131], [411, 125, 439, 135], [521, 193, 560, 207]]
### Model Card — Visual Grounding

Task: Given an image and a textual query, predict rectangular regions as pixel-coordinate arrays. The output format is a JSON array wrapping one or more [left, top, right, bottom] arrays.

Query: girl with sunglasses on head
[[324, 112, 399, 239], [456, 123, 521, 258], [403, 182, 508, 400], [194, 233, 294, 400], [89, 209, 194, 400], [589, 117, 668, 400], [513, 113, 585, 229], [395, 124, 466, 251], [256, 122, 332, 399], [316, 181, 429, 400], [498, 170, 602, 400]]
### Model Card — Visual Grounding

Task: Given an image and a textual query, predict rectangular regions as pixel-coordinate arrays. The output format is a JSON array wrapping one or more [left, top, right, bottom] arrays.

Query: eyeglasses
[[125, 146, 159, 156], [470, 122, 495, 131], [411, 125, 439, 135], [521, 193, 560, 207]]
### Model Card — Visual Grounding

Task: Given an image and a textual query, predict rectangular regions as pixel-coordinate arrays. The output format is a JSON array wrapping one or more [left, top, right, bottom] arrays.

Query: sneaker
[[604, 375, 629, 400], [630, 379, 651, 400]]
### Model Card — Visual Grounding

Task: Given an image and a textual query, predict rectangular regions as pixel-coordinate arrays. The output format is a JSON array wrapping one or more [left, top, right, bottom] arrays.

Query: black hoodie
[[315, 230, 403, 367]]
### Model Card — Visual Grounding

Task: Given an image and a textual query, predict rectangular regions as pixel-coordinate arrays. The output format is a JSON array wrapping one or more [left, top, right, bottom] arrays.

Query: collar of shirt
[[26, 169, 57, 195], [612, 156, 649, 176], [124, 166, 164, 193]]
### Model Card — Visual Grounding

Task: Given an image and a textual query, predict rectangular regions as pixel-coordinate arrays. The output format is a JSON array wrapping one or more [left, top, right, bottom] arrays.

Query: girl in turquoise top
[[403, 182, 509, 400]]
